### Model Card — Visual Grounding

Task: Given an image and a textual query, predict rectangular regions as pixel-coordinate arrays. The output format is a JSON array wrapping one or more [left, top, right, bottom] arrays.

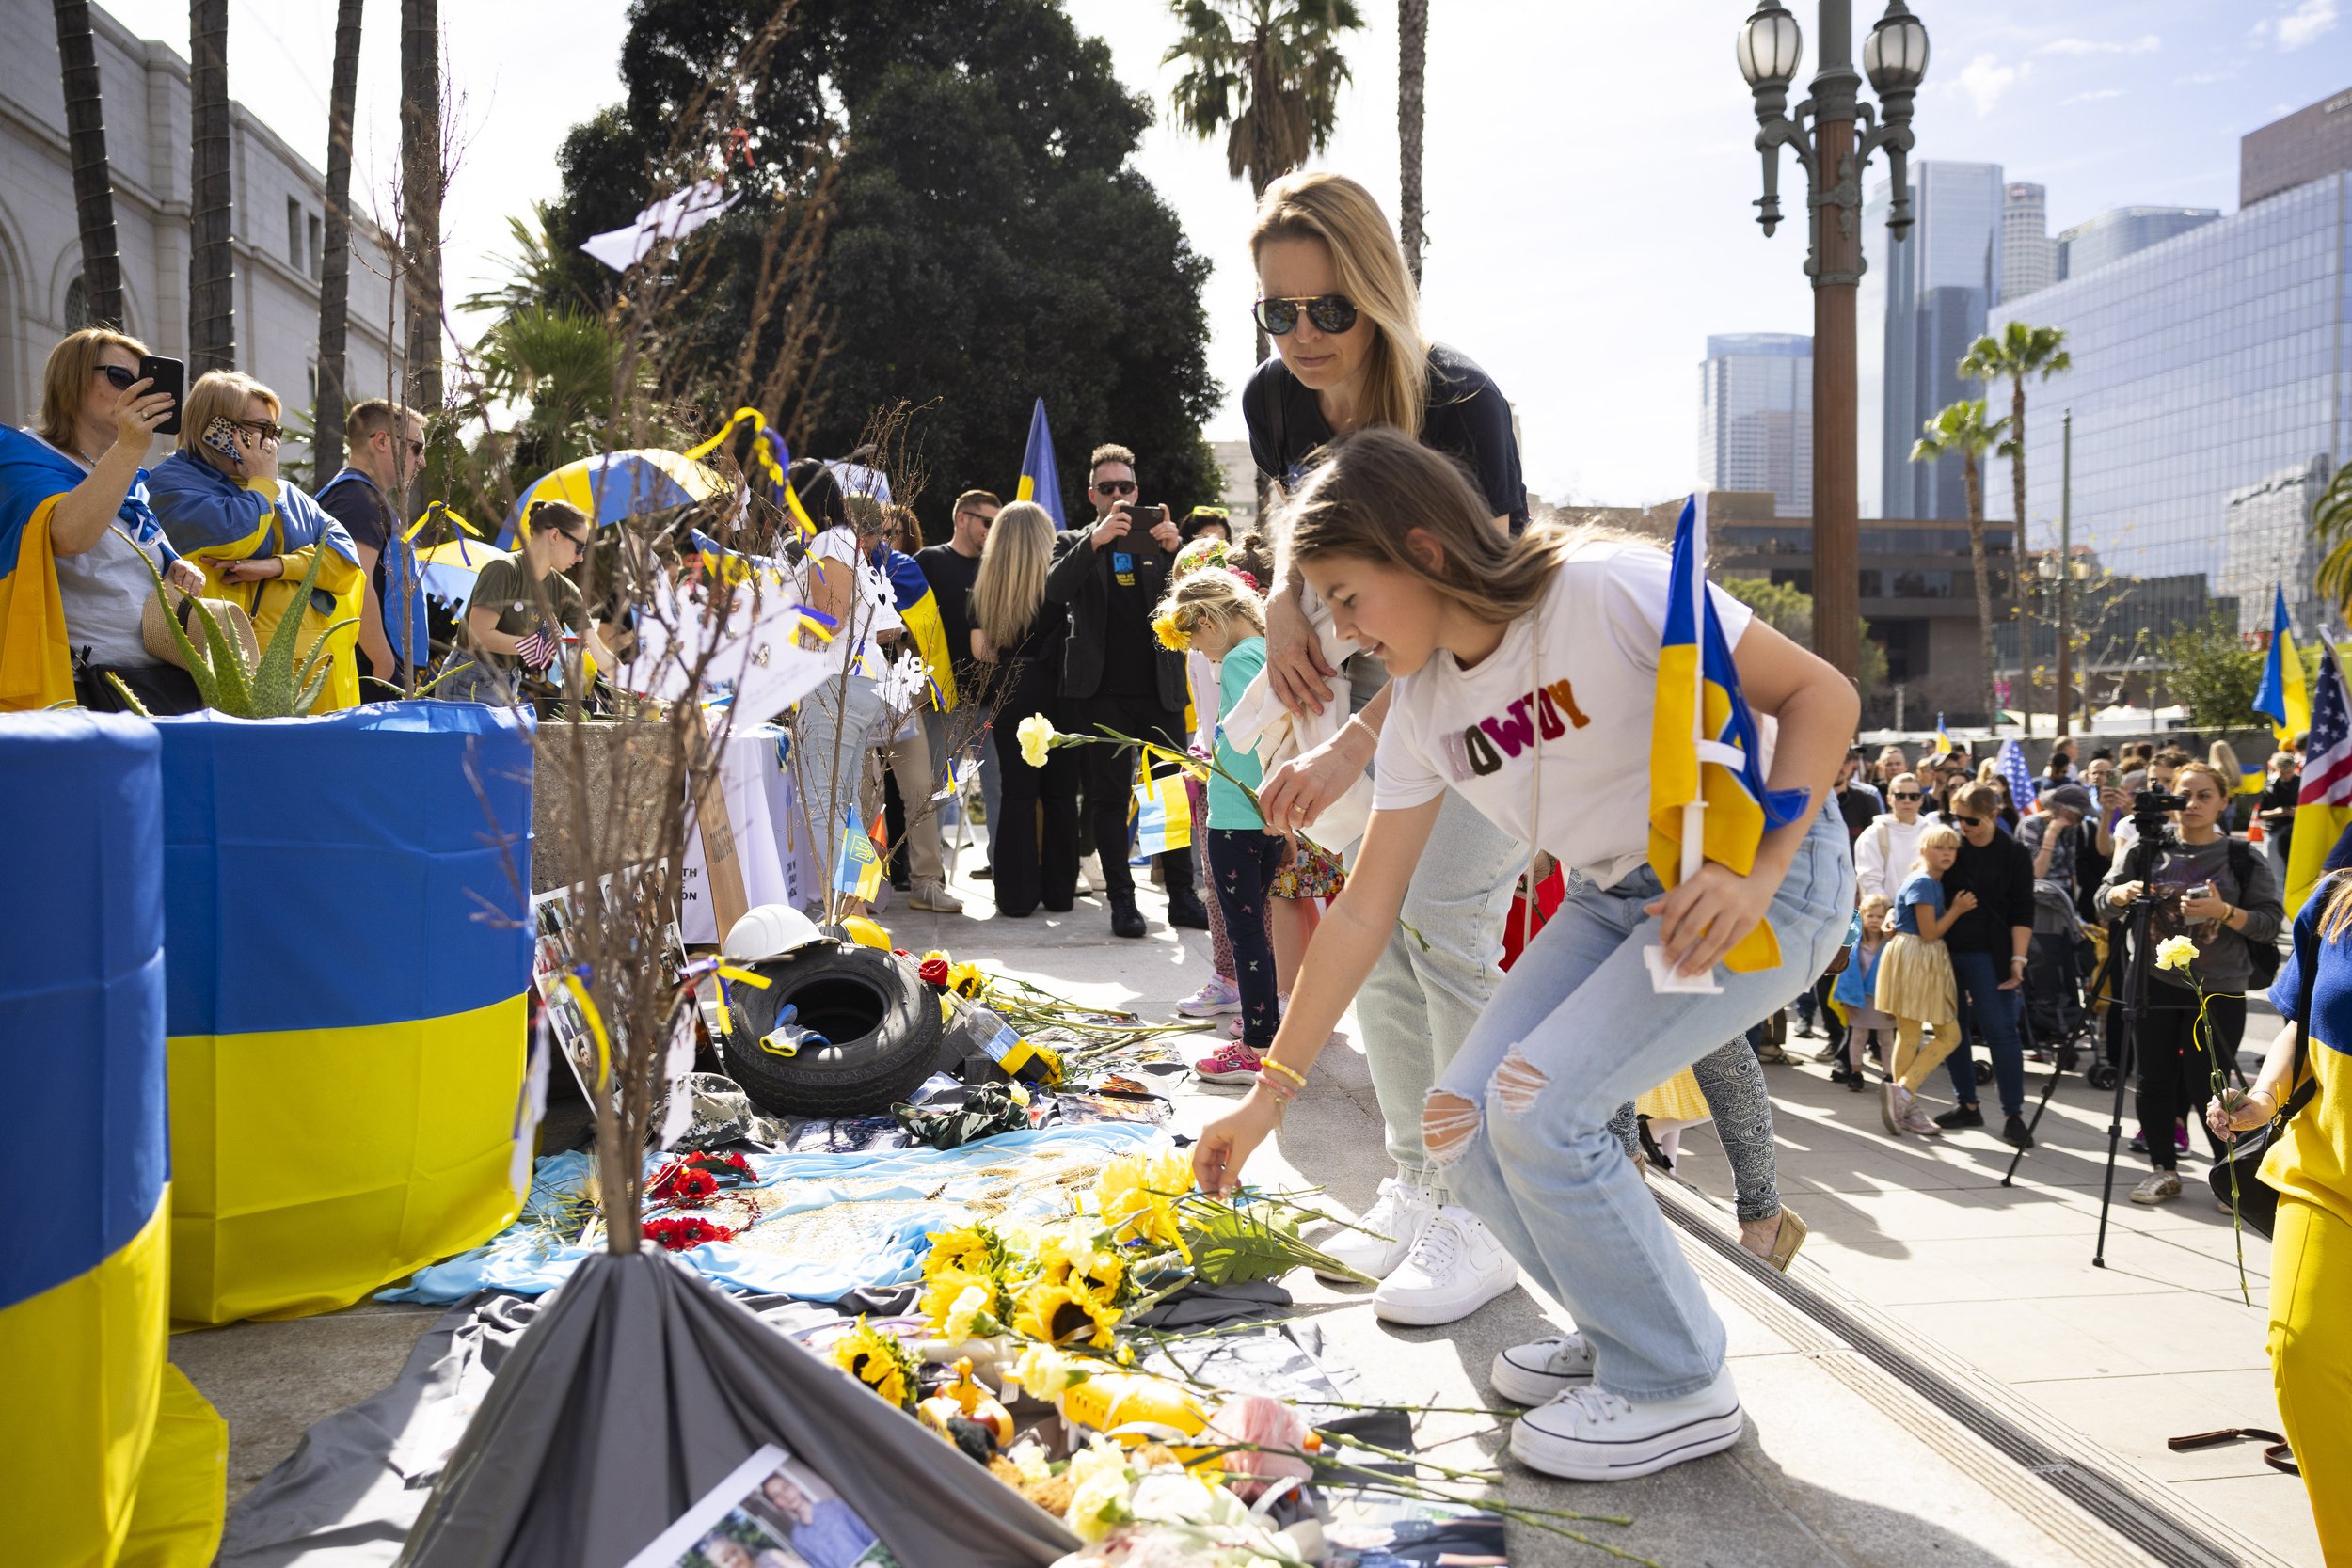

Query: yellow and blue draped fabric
[[2288, 644, 2352, 917], [2254, 583, 2312, 746], [498, 448, 729, 548], [1016, 396, 1066, 530], [686, 408, 828, 540], [0, 426, 188, 710], [1647, 494, 1808, 974], [0, 712, 225, 1566], [157, 704, 535, 1323], [148, 451, 364, 711], [416, 533, 511, 612], [834, 800, 885, 899], [877, 545, 957, 710]]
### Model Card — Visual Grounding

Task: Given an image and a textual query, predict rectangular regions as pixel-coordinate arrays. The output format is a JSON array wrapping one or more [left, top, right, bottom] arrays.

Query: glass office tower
[[2056, 206, 2220, 280], [1698, 333, 1813, 517], [1989, 172, 2352, 639]]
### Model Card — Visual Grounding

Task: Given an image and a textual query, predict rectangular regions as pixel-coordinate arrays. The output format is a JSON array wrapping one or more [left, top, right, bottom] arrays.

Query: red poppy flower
[[643, 1216, 735, 1250], [918, 957, 952, 987]]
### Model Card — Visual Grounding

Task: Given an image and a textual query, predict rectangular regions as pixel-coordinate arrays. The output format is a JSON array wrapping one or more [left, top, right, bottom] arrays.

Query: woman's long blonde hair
[[972, 500, 1055, 650], [1278, 427, 1586, 624], [39, 326, 148, 451], [1249, 171, 1429, 438]]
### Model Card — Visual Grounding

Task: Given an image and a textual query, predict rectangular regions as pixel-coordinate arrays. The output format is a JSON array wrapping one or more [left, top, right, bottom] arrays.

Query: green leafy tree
[[2311, 462, 2352, 622], [1165, 0, 1363, 366], [1911, 399, 2010, 725], [541, 0, 1222, 530], [1960, 322, 2069, 734], [2160, 611, 2265, 731]]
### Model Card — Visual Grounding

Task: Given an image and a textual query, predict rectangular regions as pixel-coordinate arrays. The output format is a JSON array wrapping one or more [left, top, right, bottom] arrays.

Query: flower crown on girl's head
[[1154, 564, 1265, 653]]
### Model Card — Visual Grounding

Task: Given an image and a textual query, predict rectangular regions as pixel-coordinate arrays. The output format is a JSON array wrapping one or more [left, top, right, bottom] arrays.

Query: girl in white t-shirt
[[1194, 428, 1855, 1484]]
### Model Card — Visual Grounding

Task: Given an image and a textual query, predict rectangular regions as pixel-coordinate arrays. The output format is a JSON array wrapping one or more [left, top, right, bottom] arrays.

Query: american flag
[[2300, 648, 2352, 809], [513, 629, 557, 669], [1995, 737, 2039, 811]]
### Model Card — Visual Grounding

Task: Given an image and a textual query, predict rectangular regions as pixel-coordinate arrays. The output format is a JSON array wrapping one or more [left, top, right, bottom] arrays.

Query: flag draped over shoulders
[[1646, 493, 1808, 973], [0, 427, 86, 709]]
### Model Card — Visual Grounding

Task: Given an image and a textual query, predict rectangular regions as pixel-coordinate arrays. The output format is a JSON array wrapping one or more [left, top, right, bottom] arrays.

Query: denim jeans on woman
[[1945, 949, 2026, 1117], [1349, 787, 1519, 1199], [794, 670, 887, 915], [1431, 800, 1851, 1401]]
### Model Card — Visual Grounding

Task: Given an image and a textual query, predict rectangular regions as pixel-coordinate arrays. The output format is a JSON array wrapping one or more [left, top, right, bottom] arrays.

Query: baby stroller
[[2018, 879, 2100, 1079]]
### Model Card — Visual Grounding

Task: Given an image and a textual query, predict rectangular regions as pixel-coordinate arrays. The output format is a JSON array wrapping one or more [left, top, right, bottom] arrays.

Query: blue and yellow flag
[[0, 428, 98, 710], [1646, 494, 1808, 974], [834, 800, 885, 900], [1132, 763, 1194, 860], [1, 713, 226, 1566], [1015, 397, 1065, 531], [2253, 584, 2311, 746], [878, 547, 958, 710], [1934, 713, 1954, 754]]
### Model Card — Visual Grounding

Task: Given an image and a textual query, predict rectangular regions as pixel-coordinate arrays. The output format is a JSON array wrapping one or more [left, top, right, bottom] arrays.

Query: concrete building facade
[[2243, 83, 2352, 208], [0, 2, 399, 452], [1697, 333, 1811, 518]]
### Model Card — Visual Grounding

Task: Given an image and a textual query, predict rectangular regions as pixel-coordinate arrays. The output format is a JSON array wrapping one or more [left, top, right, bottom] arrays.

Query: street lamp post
[[1738, 0, 1929, 683]]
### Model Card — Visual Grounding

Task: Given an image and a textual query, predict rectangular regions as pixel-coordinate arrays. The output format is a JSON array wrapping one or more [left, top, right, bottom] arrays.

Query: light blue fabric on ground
[[380, 1122, 1163, 1305]]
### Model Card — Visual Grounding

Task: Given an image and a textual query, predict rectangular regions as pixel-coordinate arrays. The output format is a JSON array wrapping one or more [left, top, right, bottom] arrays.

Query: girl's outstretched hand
[[1192, 1089, 1285, 1197], [1645, 862, 1777, 976]]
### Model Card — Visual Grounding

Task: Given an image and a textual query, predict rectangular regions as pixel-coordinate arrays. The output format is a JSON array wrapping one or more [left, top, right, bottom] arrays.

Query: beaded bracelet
[[1253, 1068, 1299, 1102], [1259, 1057, 1307, 1090]]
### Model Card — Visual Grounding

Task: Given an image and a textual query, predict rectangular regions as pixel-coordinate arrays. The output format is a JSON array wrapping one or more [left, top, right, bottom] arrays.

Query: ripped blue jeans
[[1425, 800, 1851, 1401]]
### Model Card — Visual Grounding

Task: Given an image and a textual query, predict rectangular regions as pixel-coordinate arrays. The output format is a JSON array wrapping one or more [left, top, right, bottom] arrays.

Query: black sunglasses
[[1254, 293, 1359, 336], [1092, 479, 1136, 496], [1953, 815, 1982, 827], [97, 363, 138, 390], [1890, 791, 1922, 800]]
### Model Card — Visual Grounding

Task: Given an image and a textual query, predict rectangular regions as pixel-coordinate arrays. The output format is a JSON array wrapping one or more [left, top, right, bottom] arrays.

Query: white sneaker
[[1314, 1174, 1437, 1281], [1176, 977, 1242, 1017], [1372, 1205, 1518, 1326], [1080, 852, 1105, 895], [907, 879, 963, 913], [1490, 1332, 1597, 1405], [2131, 1170, 2183, 1205], [1510, 1370, 1743, 1481]]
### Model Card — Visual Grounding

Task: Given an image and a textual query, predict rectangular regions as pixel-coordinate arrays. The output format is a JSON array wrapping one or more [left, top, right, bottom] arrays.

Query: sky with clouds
[[96, 0, 2351, 506]]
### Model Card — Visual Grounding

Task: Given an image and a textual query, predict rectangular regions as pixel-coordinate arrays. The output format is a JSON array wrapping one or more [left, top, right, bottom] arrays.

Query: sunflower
[[1040, 1228, 1126, 1299], [829, 1316, 920, 1410], [946, 959, 989, 1000], [923, 1222, 1009, 1283], [1151, 612, 1189, 653], [922, 1272, 1005, 1341], [1014, 1281, 1120, 1350], [1096, 1150, 1195, 1257]]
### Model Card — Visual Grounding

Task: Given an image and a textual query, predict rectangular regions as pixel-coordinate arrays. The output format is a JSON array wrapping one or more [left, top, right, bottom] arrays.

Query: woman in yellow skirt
[[1876, 823, 1968, 1138]]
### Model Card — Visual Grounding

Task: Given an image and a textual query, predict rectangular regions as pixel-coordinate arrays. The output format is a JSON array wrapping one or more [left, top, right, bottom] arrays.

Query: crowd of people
[[9, 172, 2340, 1546]]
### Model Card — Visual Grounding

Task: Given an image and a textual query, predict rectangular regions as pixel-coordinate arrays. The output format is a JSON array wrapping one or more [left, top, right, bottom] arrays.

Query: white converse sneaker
[[1489, 1332, 1597, 1405], [1510, 1370, 1743, 1481], [1372, 1205, 1518, 1326], [1314, 1174, 1437, 1281]]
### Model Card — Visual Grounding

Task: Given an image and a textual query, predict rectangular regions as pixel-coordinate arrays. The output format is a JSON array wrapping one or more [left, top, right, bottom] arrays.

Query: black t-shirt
[[1244, 342, 1529, 528], [915, 542, 982, 687], [1097, 534, 1168, 698], [1946, 832, 2036, 956]]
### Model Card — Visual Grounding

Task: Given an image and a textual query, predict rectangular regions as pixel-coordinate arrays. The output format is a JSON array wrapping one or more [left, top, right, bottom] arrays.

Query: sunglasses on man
[[1092, 479, 1136, 497], [1952, 815, 1982, 827], [1253, 294, 1359, 336], [1890, 791, 1922, 800]]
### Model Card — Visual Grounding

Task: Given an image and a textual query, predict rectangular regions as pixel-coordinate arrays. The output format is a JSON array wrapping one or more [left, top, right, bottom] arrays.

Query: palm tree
[[313, 0, 363, 478], [401, 0, 443, 502], [455, 206, 581, 326], [188, 0, 235, 372], [2312, 463, 2352, 623], [1960, 322, 2069, 732], [1912, 398, 2011, 725], [1165, 0, 1364, 364], [54, 1, 125, 327], [1396, 0, 1426, 287]]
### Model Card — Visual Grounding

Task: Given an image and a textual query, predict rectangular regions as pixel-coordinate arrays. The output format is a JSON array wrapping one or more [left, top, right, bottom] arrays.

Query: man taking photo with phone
[[1044, 442, 1210, 939]]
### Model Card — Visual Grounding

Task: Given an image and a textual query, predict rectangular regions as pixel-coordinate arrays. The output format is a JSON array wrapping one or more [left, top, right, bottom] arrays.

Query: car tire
[[720, 942, 945, 1118]]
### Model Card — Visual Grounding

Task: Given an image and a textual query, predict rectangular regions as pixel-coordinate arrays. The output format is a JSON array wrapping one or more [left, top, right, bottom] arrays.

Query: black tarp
[[395, 1251, 1074, 1568]]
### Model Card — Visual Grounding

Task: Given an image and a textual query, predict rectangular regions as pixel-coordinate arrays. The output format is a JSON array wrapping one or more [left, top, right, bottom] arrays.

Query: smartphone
[[137, 354, 185, 436], [1124, 503, 1167, 531]]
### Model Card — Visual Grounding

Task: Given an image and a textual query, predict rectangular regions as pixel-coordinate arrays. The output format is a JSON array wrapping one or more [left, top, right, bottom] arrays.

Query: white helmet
[[723, 903, 822, 963]]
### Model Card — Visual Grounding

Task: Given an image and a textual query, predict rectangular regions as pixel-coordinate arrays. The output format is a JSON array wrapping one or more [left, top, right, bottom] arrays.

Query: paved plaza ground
[[173, 852, 2319, 1567]]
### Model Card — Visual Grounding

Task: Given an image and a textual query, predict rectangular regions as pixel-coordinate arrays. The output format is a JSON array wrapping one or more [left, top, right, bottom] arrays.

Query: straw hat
[[142, 583, 259, 671]]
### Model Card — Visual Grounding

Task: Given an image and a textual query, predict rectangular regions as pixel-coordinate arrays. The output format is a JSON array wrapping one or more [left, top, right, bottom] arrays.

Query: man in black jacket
[[1935, 781, 2038, 1147], [1043, 443, 1210, 939]]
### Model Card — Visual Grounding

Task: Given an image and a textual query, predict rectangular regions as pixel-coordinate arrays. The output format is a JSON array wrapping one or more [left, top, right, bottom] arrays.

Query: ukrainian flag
[[1015, 397, 1066, 530], [879, 546, 958, 710], [157, 704, 535, 1323], [1132, 762, 1193, 859], [0, 427, 100, 710], [834, 800, 885, 900], [1934, 713, 1954, 754], [1647, 494, 1808, 973], [2253, 584, 2311, 746], [0, 713, 225, 1566]]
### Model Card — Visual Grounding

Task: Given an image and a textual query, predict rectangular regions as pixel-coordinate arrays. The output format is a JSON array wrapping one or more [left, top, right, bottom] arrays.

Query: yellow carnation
[[1017, 713, 1057, 768], [2155, 935, 2199, 973], [1011, 1342, 1089, 1399]]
